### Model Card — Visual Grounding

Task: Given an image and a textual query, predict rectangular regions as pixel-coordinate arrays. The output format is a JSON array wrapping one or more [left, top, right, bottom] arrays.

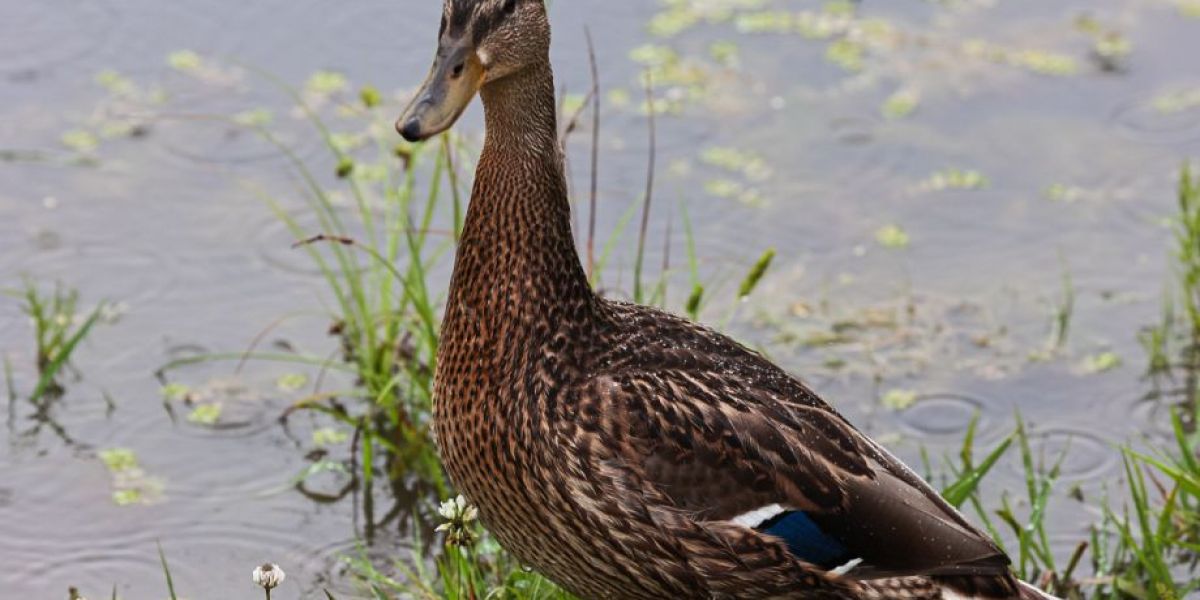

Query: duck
[[396, 1, 1055, 598]]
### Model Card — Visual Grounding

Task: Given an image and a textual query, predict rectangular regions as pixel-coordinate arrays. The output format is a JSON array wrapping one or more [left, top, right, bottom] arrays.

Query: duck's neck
[[444, 60, 594, 345]]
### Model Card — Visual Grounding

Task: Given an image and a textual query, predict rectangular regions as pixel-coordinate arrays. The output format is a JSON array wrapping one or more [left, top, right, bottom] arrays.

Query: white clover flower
[[435, 494, 479, 546], [252, 563, 286, 596]]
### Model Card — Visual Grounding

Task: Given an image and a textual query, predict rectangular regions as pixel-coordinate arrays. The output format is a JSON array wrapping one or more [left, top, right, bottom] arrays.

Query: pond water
[[3, 0, 1200, 597]]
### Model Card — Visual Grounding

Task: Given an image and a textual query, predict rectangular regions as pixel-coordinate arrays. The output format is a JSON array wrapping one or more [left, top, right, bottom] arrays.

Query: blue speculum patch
[[759, 511, 851, 569]]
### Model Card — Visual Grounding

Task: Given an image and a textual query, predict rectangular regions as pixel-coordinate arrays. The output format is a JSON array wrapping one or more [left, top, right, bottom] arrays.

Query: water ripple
[[1111, 96, 1200, 146], [897, 394, 997, 440], [0, 0, 119, 74]]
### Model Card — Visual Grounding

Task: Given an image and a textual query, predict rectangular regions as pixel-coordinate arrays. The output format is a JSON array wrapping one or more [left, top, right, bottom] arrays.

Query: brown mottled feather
[[428, 1, 1047, 598]]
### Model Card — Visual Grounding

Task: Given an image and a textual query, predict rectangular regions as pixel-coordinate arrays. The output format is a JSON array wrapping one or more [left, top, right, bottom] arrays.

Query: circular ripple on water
[[19, 240, 180, 310], [1110, 96, 1200, 146], [0, 0, 119, 74], [1131, 396, 1185, 442], [153, 82, 324, 167], [149, 523, 366, 594], [805, 115, 929, 196], [1005, 428, 1118, 482], [897, 394, 998, 441], [82, 403, 295, 503]]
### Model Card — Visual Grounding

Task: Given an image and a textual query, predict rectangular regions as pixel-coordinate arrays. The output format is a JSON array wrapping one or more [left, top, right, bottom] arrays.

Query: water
[[2, 0, 1199, 597]]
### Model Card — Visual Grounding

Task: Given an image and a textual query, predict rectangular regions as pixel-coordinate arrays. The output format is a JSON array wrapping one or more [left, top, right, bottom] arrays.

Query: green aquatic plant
[[4, 279, 107, 404]]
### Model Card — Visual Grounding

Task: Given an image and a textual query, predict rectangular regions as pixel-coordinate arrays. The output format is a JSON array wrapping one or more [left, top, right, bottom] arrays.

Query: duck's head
[[397, 0, 549, 142]]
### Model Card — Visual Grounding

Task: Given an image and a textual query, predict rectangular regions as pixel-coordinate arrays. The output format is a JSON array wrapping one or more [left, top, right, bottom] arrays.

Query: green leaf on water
[[95, 69, 135, 96], [61, 130, 99, 153], [166, 50, 203, 72], [560, 93, 586, 117], [160, 383, 191, 402], [882, 88, 920, 119], [875, 224, 910, 249], [187, 403, 222, 426], [100, 448, 139, 473], [360, 85, 383, 109], [1082, 351, 1122, 374], [709, 40, 740, 67], [313, 427, 349, 447], [825, 38, 865, 72], [233, 108, 274, 127], [306, 70, 348, 95], [276, 373, 309, 392], [881, 389, 918, 411]]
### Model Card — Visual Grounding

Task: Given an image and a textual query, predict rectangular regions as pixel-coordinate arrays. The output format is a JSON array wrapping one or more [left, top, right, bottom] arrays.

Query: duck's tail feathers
[[933, 575, 1060, 600], [1016, 580, 1058, 600]]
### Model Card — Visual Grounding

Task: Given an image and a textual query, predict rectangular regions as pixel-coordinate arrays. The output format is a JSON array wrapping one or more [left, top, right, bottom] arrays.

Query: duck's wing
[[578, 303, 1011, 580]]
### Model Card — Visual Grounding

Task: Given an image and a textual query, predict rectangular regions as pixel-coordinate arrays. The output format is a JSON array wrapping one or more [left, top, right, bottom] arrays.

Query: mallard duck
[[397, 1, 1054, 598]]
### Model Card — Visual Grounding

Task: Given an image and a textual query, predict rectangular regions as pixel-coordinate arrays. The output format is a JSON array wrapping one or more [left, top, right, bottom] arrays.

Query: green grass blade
[[157, 541, 178, 600]]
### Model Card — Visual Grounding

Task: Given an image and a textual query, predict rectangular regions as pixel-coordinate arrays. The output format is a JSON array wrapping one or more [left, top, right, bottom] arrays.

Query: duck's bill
[[397, 44, 484, 142]]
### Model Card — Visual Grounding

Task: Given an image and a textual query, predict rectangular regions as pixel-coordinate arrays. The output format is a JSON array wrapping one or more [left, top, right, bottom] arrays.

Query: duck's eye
[[452, 62, 465, 78], [502, 0, 518, 16]]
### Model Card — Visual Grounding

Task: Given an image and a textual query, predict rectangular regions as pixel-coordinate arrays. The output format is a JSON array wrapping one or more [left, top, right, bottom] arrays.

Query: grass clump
[[3, 279, 106, 404]]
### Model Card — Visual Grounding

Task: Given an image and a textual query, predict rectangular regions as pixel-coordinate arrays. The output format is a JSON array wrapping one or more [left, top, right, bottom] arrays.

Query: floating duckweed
[[1046, 183, 1087, 203], [313, 428, 349, 447], [709, 40, 740, 67], [822, 0, 856, 17], [704, 179, 765, 206], [1092, 34, 1132, 62], [161, 383, 191, 402], [61, 130, 99, 153], [875, 224, 910, 249], [233, 108, 274, 128], [607, 88, 632, 108], [918, 168, 989, 192], [649, 0, 767, 37], [649, 7, 703, 37], [188, 403, 223, 426], [167, 50, 203, 72], [100, 448, 139, 473], [735, 11, 794, 34], [700, 146, 771, 181], [795, 12, 850, 39], [306, 70, 349, 96], [1152, 88, 1200, 114], [962, 40, 1078, 76], [1082, 351, 1122, 374], [1011, 50, 1078, 76], [1076, 14, 1131, 67], [882, 88, 920, 119], [825, 38, 866, 72], [94, 69, 135, 96], [560, 93, 586, 117], [629, 44, 678, 67], [99, 122, 135, 139], [276, 373, 309, 392], [881, 388, 918, 411], [360, 85, 382, 109], [336, 157, 355, 179], [99, 448, 163, 506]]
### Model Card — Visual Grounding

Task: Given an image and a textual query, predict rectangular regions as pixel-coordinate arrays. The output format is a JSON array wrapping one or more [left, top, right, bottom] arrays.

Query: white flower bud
[[252, 563, 286, 590]]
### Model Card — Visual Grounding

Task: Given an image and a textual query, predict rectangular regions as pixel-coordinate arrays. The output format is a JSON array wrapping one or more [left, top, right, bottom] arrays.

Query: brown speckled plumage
[[411, 2, 1055, 599]]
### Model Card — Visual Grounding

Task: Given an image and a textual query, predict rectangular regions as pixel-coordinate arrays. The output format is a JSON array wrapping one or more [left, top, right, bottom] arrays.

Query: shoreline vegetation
[[7, 2, 1200, 596]]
